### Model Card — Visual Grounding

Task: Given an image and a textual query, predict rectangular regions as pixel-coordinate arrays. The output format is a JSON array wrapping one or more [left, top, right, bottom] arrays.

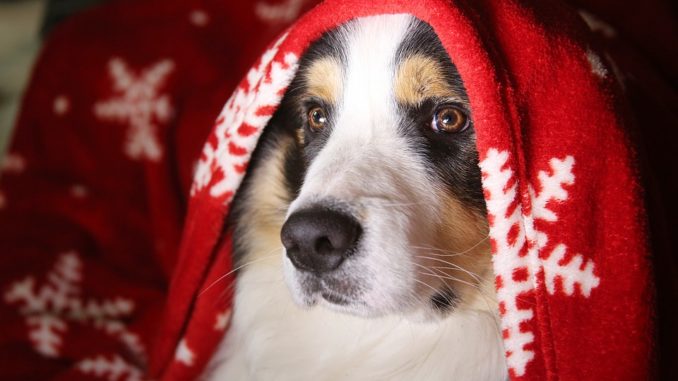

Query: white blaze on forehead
[[338, 14, 411, 137], [294, 14, 435, 207]]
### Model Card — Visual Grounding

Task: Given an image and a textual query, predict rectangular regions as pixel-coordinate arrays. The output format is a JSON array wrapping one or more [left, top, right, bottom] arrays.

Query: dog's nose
[[281, 207, 362, 273]]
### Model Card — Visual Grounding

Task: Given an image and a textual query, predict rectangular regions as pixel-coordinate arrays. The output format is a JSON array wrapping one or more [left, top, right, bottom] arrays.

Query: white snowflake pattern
[[70, 184, 88, 198], [3, 252, 146, 367], [174, 338, 195, 366], [586, 49, 609, 79], [255, 0, 306, 23], [94, 57, 174, 162], [1, 152, 26, 174], [53, 95, 70, 116], [191, 33, 298, 201], [77, 354, 143, 381], [189, 9, 209, 27], [214, 309, 232, 331], [479, 149, 600, 377]]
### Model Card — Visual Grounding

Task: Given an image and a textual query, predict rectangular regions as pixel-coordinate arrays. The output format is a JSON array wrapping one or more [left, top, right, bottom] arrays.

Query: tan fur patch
[[426, 193, 494, 308], [238, 136, 293, 263], [296, 127, 305, 146], [303, 57, 342, 104], [394, 54, 460, 105]]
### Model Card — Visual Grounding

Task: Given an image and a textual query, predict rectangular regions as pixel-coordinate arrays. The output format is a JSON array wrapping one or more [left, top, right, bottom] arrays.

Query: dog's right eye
[[307, 107, 328, 132], [431, 105, 469, 134]]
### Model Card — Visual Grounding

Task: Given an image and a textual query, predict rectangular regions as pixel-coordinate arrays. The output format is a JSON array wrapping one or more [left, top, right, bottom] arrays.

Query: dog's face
[[232, 14, 491, 320]]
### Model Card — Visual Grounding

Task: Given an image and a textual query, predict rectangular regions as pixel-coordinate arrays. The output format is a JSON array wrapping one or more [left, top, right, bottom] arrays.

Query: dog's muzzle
[[281, 206, 362, 274]]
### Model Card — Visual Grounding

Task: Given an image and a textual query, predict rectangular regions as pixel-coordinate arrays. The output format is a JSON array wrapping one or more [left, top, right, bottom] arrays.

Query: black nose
[[281, 207, 362, 273]]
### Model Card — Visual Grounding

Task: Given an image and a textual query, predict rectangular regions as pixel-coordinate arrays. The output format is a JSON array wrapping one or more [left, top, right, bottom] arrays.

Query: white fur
[[285, 14, 451, 317], [205, 15, 507, 381], [205, 255, 506, 381]]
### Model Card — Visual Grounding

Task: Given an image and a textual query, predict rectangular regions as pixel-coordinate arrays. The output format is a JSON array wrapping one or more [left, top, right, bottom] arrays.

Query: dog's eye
[[308, 107, 328, 131], [432, 105, 468, 133]]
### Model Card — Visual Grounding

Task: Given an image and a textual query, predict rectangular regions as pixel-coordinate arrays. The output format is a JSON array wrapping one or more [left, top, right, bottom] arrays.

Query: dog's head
[[233, 14, 492, 319]]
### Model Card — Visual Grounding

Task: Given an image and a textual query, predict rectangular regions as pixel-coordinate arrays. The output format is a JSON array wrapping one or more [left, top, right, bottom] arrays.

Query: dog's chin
[[282, 258, 376, 317], [282, 256, 452, 320]]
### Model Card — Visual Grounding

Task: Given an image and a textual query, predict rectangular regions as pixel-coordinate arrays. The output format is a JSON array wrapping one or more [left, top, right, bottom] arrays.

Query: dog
[[205, 14, 507, 381]]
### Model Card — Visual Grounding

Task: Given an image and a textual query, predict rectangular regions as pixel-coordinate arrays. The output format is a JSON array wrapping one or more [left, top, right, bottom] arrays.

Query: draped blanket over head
[[0, 0, 658, 380], [155, 0, 653, 380]]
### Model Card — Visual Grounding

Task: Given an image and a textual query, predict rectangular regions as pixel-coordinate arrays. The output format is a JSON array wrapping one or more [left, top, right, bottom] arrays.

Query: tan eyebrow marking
[[303, 57, 343, 104], [394, 54, 460, 105]]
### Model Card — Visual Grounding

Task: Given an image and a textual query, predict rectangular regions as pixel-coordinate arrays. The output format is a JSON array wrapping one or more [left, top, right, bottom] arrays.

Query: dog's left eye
[[431, 105, 469, 133], [308, 107, 328, 132]]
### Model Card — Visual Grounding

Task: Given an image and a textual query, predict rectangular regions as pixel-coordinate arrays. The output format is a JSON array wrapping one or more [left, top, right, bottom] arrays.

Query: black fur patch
[[286, 26, 346, 165], [396, 19, 485, 212], [430, 287, 459, 312]]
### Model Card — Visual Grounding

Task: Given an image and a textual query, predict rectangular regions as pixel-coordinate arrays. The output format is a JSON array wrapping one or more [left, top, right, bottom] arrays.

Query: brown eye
[[308, 106, 328, 131], [432, 105, 468, 133]]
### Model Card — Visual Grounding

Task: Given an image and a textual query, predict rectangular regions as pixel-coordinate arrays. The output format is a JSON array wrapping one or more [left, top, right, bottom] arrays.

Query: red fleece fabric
[[0, 0, 316, 380], [0, 0, 670, 380], [158, 1, 656, 380]]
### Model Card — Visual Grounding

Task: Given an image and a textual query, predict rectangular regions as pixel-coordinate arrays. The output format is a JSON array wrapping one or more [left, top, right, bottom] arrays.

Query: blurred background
[[0, 0, 105, 158]]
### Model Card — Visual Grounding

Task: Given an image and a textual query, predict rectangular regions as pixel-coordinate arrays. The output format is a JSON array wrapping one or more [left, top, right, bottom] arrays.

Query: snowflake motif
[[255, 0, 306, 23], [3, 252, 146, 369], [214, 309, 232, 331], [189, 9, 209, 27], [174, 338, 195, 366], [94, 57, 174, 162], [53, 95, 70, 116], [479, 149, 600, 377], [191, 33, 298, 201], [586, 49, 608, 79], [77, 355, 143, 381], [1, 152, 26, 174], [70, 184, 88, 198]]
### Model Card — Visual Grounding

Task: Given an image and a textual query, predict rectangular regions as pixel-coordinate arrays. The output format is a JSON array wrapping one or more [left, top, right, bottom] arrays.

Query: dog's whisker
[[413, 262, 478, 290], [417, 267, 503, 339], [416, 270, 496, 317], [426, 264, 484, 284], [411, 277, 446, 300], [199, 251, 281, 297], [415, 255, 483, 283], [411, 276, 458, 309], [410, 247, 471, 259], [415, 267, 487, 296], [376, 201, 428, 208], [409, 235, 490, 257]]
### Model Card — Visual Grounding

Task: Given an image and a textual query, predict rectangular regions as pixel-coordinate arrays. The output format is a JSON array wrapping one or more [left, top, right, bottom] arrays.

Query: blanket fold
[[0, 0, 308, 379], [1, 0, 671, 380], [157, 1, 654, 380]]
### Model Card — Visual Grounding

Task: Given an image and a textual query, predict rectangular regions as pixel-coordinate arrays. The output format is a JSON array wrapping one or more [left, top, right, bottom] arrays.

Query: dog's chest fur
[[206, 259, 506, 381]]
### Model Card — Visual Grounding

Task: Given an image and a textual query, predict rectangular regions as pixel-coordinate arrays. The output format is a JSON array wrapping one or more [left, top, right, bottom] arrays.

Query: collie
[[205, 14, 507, 381]]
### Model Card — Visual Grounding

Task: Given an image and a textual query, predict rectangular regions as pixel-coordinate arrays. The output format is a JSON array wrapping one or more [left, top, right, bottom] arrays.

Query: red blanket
[[2, 0, 675, 380], [0, 0, 316, 380], [157, 1, 657, 380]]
